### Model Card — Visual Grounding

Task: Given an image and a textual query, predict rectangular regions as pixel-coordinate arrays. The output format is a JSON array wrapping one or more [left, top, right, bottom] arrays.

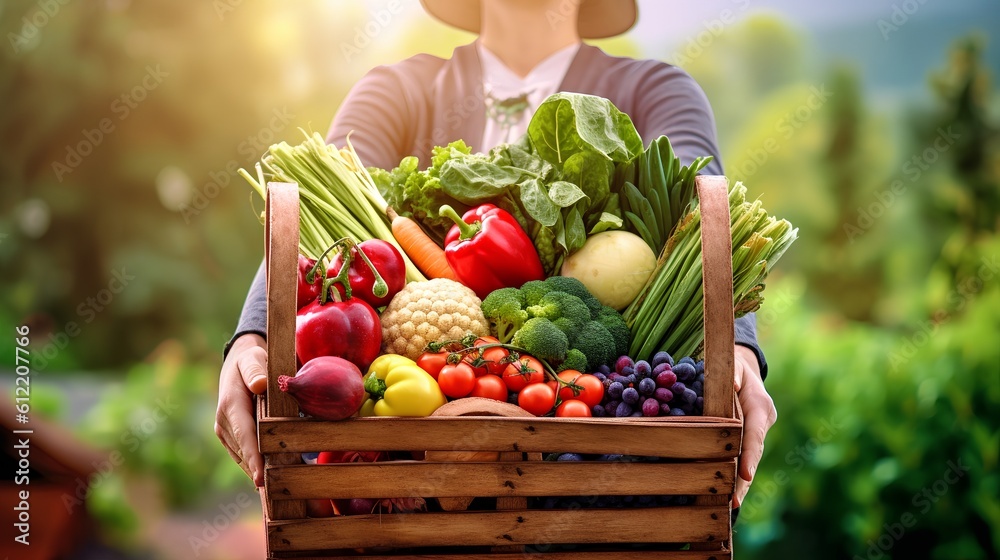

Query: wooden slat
[[264, 182, 301, 419], [262, 182, 306, 526], [494, 451, 528, 508], [266, 460, 736, 501], [492, 451, 526, 552], [690, 495, 731, 554], [270, 551, 730, 560], [695, 176, 736, 419], [268, 506, 729, 551], [259, 416, 742, 458], [258, 396, 307, 522], [691, 404, 742, 554]]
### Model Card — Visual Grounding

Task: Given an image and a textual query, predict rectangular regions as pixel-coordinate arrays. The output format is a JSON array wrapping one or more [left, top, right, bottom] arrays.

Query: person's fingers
[[215, 418, 253, 480], [216, 336, 268, 484], [733, 345, 760, 393], [238, 345, 269, 395], [734, 473, 749, 509], [735, 386, 777, 507], [224, 392, 265, 487]]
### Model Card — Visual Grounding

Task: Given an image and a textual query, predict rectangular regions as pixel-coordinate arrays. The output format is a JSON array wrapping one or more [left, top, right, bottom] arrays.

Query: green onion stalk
[[240, 130, 426, 282], [623, 182, 798, 359]]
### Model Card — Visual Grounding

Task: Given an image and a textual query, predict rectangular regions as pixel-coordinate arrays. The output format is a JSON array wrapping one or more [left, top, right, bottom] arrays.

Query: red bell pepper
[[439, 204, 545, 298]]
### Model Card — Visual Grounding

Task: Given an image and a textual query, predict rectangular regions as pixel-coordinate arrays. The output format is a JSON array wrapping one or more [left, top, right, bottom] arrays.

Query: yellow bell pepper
[[361, 354, 447, 417]]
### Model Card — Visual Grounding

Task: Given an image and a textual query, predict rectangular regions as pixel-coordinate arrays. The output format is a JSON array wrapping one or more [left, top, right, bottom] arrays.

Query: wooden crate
[[256, 176, 743, 559]]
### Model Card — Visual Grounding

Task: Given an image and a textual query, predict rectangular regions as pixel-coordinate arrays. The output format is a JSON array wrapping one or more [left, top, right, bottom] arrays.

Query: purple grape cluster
[[591, 352, 705, 417]]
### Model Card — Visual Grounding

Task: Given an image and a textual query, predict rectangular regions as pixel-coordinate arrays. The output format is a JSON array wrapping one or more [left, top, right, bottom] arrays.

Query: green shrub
[[736, 274, 1000, 559]]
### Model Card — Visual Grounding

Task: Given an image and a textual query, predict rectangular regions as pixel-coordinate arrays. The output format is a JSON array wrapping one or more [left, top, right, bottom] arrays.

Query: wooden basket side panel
[[266, 460, 737, 501], [259, 416, 742, 458], [267, 507, 730, 551]]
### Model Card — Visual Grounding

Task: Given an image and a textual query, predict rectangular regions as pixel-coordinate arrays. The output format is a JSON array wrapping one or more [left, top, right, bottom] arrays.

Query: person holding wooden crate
[[216, 0, 777, 511]]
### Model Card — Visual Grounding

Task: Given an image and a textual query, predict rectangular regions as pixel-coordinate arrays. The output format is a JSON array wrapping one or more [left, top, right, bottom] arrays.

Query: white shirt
[[477, 41, 581, 151]]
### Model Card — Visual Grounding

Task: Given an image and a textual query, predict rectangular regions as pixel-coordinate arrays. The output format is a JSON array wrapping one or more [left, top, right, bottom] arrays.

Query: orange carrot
[[388, 207, 460, 281]]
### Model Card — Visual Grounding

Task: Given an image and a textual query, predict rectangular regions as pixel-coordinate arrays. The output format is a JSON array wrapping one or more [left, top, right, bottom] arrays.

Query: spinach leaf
[[502, 142, 554, 179], [588, 212, 623, 235], [527, 93, 643, 166], [548, 181, 588, 208], [439, 158, 521, 204], [519, 177, 560, 227], [553, 213, 567, 253], [565, 207, 587, 253], [562, 151, 612, 212]]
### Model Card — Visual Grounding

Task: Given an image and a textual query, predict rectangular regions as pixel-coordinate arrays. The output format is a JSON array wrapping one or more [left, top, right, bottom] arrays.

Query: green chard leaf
[[520, 177, 561, 227], [553, 213, 568, 252], [548, 181, 589, 208], [565, 207, 587, 253], [500, 141, 554, 179], [588, 212, 623, 235], [562, 151, 613, 212], [527, 93, 644, 166], [439, 158, 521, 204]]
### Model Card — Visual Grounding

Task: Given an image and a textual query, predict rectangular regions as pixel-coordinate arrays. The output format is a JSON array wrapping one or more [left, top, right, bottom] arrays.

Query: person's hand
[[215, 333, 268, 487], [732, 344, 777, 509]]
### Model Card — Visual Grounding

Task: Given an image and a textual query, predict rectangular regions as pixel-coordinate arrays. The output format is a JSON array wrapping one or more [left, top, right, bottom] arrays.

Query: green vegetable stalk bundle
[[612, 135, 712, 255], [624, 182, 798, 359], [240, 131, 426, 282]]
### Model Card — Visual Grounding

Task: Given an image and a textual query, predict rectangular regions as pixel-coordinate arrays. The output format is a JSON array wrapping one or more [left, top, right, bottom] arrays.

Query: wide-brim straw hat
[[420, 0, 638, 39]]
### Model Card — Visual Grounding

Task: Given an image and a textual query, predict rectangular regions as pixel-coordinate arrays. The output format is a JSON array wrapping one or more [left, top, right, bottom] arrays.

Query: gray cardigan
[[227, 42, 767, 377]]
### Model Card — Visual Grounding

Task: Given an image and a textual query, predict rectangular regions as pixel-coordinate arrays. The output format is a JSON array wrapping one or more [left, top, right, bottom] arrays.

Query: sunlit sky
[[355, 0, 998, 97], [631, 0, 992, 38], [360, 0, 996, 49]]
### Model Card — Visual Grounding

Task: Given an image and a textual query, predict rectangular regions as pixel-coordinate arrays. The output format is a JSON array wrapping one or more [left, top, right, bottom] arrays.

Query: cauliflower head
[[380, 278, 489, 360]]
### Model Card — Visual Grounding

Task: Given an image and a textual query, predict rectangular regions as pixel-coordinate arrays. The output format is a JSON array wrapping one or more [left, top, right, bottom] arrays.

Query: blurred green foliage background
[[1, 1, 997, 558]]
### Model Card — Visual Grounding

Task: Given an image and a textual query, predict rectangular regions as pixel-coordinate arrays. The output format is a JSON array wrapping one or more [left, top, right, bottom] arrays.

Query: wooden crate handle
[[695, 175, 735, 420], [261, 182, 308, 525], [264, 182, 301, 418]]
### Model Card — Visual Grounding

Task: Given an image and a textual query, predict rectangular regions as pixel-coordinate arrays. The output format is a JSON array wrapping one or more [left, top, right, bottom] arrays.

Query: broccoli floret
[[572, 321, 617, 371], [596, 306, 631, 358], [551, 317, 578, 337], [527, 291, 591, 331], [556, 349, 589, 372], [482, 287, 526, 311], [544, 276, 603, 317], [584, 297, 604, 318], [542, 276, 590, 301], [520, 280, 552, 307], [481, 287, 528, 344], [512, 317, 569, 364]]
